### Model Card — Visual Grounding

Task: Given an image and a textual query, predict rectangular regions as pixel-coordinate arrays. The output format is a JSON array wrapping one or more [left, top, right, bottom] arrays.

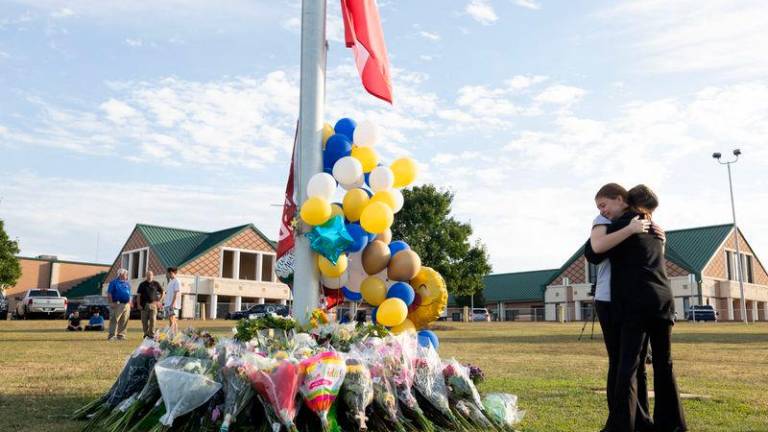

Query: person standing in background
[[137, 270, 163, 338]]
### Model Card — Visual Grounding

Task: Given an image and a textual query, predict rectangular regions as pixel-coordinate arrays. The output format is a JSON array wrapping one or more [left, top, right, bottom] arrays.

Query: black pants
[[615, 318, 687, 432], [596, 301, 653, 431]]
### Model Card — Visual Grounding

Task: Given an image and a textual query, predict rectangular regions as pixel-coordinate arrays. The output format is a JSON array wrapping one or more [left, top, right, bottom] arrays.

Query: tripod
[[578, 285, 598, 341]]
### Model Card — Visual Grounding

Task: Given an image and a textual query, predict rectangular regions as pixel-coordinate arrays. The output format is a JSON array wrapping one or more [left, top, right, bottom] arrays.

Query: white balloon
[[353, 119, 381, 147], [369, 166, 394, 192], [346, 252, 367, 293], [307, 173, 336, 200], [391, 188, 404, 213], [322, 271, 349, 289], [340, 173, 365, 190], [333, 156, 364, 185]]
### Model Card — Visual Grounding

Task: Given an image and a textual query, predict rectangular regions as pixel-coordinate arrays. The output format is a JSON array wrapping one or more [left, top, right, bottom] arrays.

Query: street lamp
[[712, 149, 748, 324]]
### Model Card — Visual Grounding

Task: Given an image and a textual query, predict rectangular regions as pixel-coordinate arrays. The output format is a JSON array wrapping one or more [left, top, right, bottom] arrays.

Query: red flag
[[340, 0, 393, 104], [277, 128, 298, 262]]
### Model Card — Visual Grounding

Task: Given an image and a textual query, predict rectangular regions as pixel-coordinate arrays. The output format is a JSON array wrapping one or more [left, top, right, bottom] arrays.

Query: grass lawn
[[1, 319, 767, 431]]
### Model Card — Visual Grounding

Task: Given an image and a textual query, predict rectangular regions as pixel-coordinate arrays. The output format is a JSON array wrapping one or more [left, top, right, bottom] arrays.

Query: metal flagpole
[[292, 0, 327, 325]]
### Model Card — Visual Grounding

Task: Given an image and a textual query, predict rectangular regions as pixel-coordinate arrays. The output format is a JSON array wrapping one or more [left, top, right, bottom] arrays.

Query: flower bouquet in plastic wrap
[[482, 393, 525, 431], [148, 356, 222, 431], [412, 345, 467, 431], [241, 352, 302, 432], [363, 343, 408, 432], [339, 354, 373, 431], [298, 350, 347, 431], [76, 339, 162, 431], [386, 335, 434, 432], [216, 341, 253, 432]]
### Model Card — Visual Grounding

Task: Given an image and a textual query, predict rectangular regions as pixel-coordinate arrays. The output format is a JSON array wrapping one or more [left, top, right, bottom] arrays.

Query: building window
[[261, 255, 275, 282], [239, 252, 258, 281], [726, 251, 734, 281], [745, 255, 754, 283], [726, 250, 755, 283], [121, 248, 148, 280], [222, 250, 236, 279]]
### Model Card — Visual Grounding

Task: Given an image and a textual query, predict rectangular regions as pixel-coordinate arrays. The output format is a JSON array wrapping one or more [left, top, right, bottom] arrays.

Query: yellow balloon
[[318, 254, 348, 278], [391, 318, 416, 335], [351, 146, 379, 173], [342, 189, 370, 222], [408, 267, 449, 329], [300, 197, 332, 226], [322, 123, 334, 149], [370, 190, 397, 210], [377, 298, 408, 327], [330, 203, 344, 219], [391, 157, 418, 188], [360, 276, 387, 306], [360, 202, 394, 234]]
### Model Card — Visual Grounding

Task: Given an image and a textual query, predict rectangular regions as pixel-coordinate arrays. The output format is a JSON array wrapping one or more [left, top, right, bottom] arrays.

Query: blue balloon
[[364, 172, 371, 187], [387, 282, 415, 306], [388, 241, 410, 257], [345, 222, 369, 253], [371, 306, 378, 324], [418, 330, 439, 350], [335, 118, 357, 141], [342, 287, 362, 302], [323, 134, 352, 171]]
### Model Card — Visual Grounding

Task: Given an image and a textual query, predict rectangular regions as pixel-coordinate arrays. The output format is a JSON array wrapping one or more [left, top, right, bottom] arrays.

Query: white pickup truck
[[15, 289, 68, 319]]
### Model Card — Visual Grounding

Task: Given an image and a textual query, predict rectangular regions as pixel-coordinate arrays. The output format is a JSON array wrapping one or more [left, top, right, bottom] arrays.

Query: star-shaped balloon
[[305, 216, 354, 265]]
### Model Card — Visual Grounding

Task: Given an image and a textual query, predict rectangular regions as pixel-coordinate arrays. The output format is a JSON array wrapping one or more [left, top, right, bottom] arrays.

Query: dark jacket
[[137, 280, 163, 306], [584, 211, 674, 323]]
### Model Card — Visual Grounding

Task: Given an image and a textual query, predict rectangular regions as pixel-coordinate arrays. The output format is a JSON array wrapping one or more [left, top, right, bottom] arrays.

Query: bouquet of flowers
[[386, 335, 434, 432], [217, 342, 254, 432], [340, 355, 374, 430], [242, 353, 302, 432], [465, 364, 485, 385], [78, 339, 162, 431], [364, 348, 407, 432], [298, 351, 347, 430], [482, 393, 525, 430], [152, 356, 222, 430], [443, 359, 483, 408], [413, 345, 463, 430]]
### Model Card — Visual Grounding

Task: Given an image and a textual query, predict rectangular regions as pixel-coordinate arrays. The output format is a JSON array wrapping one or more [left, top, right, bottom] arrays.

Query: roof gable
[[665, 224, 733, 274], [484, 269, 560, 302]]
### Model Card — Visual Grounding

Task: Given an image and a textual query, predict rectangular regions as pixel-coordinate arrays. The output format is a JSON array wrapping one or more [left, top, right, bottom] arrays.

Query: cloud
[[598, 0, 768, 78], [1, 173, 284, 263], [534, 84, 586, 106], [514, 0, 541, 10], [466, 0, 498, 25], [419, 31, 441, 41], [50, 7, 75, 18], [124, 38, 143, 47]]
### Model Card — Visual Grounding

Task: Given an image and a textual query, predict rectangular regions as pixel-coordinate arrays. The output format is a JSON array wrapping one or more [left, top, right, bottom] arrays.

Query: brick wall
[[703, 229, 768, 285], [181, 229, 274, 277]]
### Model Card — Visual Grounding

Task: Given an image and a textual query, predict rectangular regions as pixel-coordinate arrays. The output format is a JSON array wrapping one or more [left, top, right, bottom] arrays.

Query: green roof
[[484, 269, 560, 302], [64, 272, 107, 298], [544, 223, 735, 286], [134, 223, 275, 268]]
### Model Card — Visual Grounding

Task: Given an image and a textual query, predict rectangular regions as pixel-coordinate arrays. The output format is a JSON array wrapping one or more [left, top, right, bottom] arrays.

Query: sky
[[1, 0, 767, 275]]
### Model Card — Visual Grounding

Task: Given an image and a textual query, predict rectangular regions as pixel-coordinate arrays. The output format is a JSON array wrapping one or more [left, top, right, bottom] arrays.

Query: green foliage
[[0, 219, 21, 293], [391, 185, 492, 297]]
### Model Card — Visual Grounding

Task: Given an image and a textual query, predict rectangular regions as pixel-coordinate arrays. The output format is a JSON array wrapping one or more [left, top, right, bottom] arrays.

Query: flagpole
[[292, 0, 327, 325]]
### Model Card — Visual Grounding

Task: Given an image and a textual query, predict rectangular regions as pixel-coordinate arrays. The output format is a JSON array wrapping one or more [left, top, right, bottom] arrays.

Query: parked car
[[14, 289, 68, 319], [226, 303, 289, 320], [471, 308, 491, 322], [0, 292, 8, 320], [686, 305, 718, 321]]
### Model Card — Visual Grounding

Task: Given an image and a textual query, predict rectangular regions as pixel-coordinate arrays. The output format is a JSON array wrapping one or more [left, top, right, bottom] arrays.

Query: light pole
[[712, 149, 748, 324]]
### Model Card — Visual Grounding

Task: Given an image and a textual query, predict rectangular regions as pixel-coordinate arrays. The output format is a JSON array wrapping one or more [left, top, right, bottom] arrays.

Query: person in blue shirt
[[85, 310, 105, 331], [107, 268, 132, 341]]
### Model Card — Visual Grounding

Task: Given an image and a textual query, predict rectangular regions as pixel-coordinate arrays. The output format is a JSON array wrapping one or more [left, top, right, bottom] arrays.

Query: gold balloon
[[300, 197, 332, 226], [362, 240, 391, 275], [360, 202, 393, 234], [387, 249, 422, 282], [407, 267, 448, 329], [360, 276, 388, 306], [375, 228, 392, 245], [391, 157, 418, 188], [370, 190, 397, 210], [391, 318, 416, 334], [376, 298, 408, 327], [351, 145, 379, 173], [322, 123, 334, 148], [318, 254, 348, 278]]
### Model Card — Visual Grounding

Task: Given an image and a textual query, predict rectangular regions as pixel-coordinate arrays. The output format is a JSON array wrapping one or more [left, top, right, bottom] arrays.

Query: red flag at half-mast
[[340, 0, 393, 104]]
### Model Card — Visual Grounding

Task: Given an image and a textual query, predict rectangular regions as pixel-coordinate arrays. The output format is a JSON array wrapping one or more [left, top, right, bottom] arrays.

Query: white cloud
[[466, 0, 498, 25], [124, 38, 143, 47], [514, 0, 541, 10], [534, 84, 586, 106], [599, 0, 768, 77], [50, 8, 75, 18], [100, 98, 140, 124], [1, 173, 284, 263], [419, 31, 440, 41]]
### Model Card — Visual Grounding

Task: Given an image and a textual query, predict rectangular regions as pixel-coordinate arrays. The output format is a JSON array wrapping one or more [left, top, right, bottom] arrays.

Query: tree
[[0, 219, 21, 295], [391, 185, 492, 297]]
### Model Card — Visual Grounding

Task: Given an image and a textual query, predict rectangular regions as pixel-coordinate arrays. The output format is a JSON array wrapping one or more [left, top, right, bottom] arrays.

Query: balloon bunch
[[299, 117, 447, 348]]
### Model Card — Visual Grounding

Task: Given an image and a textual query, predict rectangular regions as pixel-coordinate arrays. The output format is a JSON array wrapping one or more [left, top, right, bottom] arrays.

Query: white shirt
[[164, 278, 181, 309], [592, 215, 612, 302]]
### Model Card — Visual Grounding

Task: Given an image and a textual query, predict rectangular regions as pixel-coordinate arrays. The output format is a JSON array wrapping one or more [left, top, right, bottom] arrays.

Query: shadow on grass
[[0, 393, 94, 432]]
